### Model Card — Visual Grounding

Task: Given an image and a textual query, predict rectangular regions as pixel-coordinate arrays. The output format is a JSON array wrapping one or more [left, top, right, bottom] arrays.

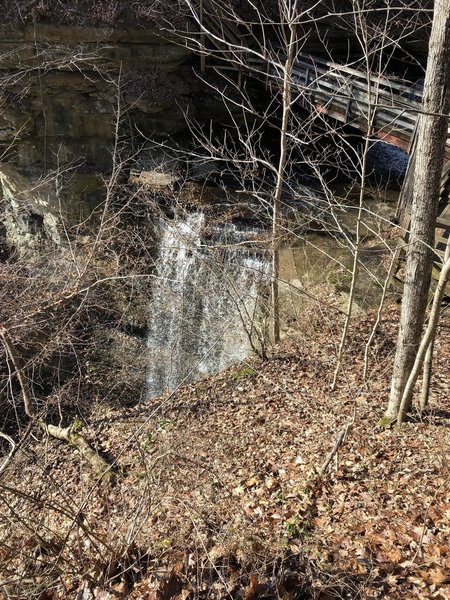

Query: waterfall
[[146, 211, 268, 398]]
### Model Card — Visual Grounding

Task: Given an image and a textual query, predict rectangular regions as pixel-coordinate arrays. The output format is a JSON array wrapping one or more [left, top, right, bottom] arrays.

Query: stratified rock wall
[[0, 23, 194, 177]]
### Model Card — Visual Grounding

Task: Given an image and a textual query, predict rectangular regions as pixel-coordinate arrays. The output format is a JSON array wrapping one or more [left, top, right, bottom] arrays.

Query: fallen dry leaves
[[0, 306, 449, 599]]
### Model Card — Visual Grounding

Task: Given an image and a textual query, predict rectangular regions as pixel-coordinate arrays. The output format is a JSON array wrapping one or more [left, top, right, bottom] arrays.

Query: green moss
[[327, 272, 338, 286], [72, 417, 83, 432], [97, 467, 117, 483], [156, 417, 173, 432], [327, 268, 352, 294], [377, 415, 395, 428], [141, 431, 155, 453], [234, 366, 256, 380], [154, 538, 172, 550], [285, 516, 302, 538]]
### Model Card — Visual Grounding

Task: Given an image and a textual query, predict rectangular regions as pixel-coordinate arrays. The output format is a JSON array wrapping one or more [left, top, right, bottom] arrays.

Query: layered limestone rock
[[0, 23, 194, 178], [0, 22, 202, 249]]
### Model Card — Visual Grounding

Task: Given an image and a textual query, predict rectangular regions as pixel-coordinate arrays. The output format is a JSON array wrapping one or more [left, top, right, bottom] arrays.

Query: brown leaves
[[418, 566, 450, 585], [2, 309, 450, 598]]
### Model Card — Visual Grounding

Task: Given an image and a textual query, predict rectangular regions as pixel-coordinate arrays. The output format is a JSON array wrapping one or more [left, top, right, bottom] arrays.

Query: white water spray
[[146, 211, 268, 398]]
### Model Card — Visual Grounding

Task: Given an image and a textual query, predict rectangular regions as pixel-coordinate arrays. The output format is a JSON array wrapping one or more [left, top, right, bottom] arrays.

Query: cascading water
[[146, 211, 268, 398]]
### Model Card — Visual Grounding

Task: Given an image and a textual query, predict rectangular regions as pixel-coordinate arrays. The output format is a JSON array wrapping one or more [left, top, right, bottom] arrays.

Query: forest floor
[[1, 304, 450, 600]]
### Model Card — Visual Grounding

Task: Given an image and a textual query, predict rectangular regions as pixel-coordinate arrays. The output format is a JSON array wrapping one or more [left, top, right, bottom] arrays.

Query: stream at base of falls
[[146, 211, 269, 399]]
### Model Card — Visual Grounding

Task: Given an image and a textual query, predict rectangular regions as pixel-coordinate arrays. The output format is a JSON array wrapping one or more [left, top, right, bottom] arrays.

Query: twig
[[363, 242, 403, 381], [411, 474, 450, 563], [0, 432, 16, 475], [0, 421, 33, 477], [0, 325, 115, 479], [319, 420, 353, 477]]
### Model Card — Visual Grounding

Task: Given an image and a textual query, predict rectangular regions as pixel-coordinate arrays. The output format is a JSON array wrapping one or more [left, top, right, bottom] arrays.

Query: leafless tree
[[1, 1, 448, 596], [175, 0, 439, 394], [0, 49, 162, 472], [385, 0, 450, 423]]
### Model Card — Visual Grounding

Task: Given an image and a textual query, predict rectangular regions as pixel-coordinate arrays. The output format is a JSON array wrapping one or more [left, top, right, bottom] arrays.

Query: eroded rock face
[[0, 21, 254, 406], [0, 163, 61, 253], [0, 23, 194, 178], [0, 22, 201, 252]]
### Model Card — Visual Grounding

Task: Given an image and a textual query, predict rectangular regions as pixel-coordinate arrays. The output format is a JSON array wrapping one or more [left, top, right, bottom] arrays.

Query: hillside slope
[[1, 307, 449, 599]]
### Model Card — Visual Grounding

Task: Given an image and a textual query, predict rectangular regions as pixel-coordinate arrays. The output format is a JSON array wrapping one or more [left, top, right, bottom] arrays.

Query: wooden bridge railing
[[291, 55, 422, 152], [197, 2, 450, 157]]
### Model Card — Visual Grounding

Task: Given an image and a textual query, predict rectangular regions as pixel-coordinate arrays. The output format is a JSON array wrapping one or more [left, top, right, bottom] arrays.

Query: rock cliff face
[[0, 23, 203, 404], [0, 21, 211, 254], [0, 23, 195, 178]]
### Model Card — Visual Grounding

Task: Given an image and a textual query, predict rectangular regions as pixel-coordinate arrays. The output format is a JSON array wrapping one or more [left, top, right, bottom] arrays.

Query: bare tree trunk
[[396, 245, 450, 424], [271, 21, 296, 345], [363, 243, 404, 382], [331, 0, 386, 389], [0, 328, 35, 420], [0, 326, 115, 479], [420, 336, 434, 410], [385, 0, 450, 422]]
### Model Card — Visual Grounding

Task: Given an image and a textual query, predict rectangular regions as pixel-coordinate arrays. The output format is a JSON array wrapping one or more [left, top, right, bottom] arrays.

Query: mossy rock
[[327, 268, 352, 294]]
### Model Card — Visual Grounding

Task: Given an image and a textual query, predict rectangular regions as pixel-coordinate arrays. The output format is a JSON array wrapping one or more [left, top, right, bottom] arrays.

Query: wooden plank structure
[[196, 0, 450, 279], [273, 53, 450, 281], [248, 53, 426, 152]]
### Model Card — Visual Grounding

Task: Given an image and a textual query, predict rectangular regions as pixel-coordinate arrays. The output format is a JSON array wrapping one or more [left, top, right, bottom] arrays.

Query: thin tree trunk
[[385, 0, 450, 422], [0, 328, 35, 420], [0, 327, 115, 479], [396, 246, 450, 425], [363, 243, 403, 382], [420, 335, 435, 410], [271, 26, 295, 344], [330, 164, 363, 390], [332, 2, 386, 390]]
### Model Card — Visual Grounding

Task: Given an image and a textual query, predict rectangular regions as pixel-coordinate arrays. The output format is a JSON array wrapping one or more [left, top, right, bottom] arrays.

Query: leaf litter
[[0, 306, 449, 599]]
